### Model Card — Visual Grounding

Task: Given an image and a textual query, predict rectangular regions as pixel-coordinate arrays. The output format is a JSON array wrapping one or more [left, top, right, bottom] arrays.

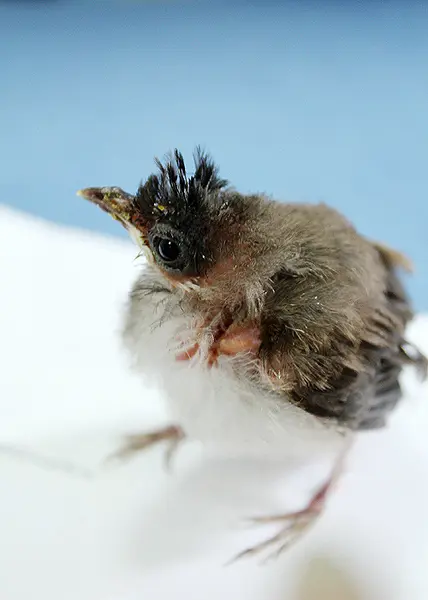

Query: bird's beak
[[77, 186, 147, 249]]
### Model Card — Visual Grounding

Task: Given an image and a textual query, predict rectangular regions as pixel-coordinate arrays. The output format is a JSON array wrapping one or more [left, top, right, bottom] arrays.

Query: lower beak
[[77, 186, 147, 248]]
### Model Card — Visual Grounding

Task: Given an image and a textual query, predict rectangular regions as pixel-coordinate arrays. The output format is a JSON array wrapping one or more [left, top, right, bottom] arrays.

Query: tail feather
[[399, 340, 428, 381], [373, 240, 426, 381], [372, 241, 414, 273]]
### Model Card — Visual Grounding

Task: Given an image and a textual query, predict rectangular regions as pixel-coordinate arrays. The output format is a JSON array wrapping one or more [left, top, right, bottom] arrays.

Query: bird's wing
[[270, 242, 426, 431]]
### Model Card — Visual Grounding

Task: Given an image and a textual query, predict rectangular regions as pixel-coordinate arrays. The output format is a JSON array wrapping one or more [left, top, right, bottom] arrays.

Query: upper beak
[[77, 186, 147, 248]]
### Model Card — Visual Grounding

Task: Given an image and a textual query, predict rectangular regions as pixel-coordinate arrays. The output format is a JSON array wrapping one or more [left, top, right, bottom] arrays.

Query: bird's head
[[78, 148, 285, 320]]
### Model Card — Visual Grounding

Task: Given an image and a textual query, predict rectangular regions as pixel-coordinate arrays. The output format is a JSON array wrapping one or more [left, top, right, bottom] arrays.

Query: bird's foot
[[229, 455, 347, 565], [105, 424, 185, 471], [231, 503, 323, 565]]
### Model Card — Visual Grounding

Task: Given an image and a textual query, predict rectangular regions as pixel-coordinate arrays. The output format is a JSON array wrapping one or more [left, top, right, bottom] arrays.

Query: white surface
[[1, 206, 427, 600]]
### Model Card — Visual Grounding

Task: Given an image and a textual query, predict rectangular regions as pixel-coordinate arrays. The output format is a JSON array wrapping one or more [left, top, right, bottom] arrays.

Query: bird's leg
[[105, 425, 185, 470], [230, 438, 352, 564]]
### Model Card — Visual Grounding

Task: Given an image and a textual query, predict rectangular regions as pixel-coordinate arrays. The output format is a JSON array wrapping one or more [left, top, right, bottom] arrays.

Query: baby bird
[[78, 148, 426, 561]]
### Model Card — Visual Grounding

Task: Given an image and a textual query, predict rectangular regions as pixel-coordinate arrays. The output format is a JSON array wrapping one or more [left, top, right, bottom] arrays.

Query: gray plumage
[[79, 149, 427, 433]]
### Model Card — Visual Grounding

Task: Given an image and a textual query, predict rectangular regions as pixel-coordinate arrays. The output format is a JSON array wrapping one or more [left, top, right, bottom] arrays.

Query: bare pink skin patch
[[176, 322, 261, 367]]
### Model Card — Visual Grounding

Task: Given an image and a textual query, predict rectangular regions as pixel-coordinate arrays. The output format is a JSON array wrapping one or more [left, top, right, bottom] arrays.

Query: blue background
[[1, 1, 427, 309]]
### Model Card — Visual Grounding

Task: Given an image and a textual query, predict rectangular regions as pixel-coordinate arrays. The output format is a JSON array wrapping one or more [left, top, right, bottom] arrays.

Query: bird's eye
[[154, 236, 181, 264]]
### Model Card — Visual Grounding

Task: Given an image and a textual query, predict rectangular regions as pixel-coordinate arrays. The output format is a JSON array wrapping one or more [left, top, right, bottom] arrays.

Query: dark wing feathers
[[261, 238, 426, 432], [293, 247, 426, 430]]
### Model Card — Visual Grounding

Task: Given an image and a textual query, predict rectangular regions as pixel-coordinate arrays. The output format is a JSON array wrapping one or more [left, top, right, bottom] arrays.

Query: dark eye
[[154, 237, 181, 264]]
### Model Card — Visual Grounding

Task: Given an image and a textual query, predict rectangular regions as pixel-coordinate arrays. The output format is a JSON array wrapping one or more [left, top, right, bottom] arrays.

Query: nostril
[[92, 190, 105, 202]]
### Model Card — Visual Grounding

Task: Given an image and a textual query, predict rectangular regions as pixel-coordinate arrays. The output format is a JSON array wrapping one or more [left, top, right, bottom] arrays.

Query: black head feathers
[[135, 147, 228, 225]]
